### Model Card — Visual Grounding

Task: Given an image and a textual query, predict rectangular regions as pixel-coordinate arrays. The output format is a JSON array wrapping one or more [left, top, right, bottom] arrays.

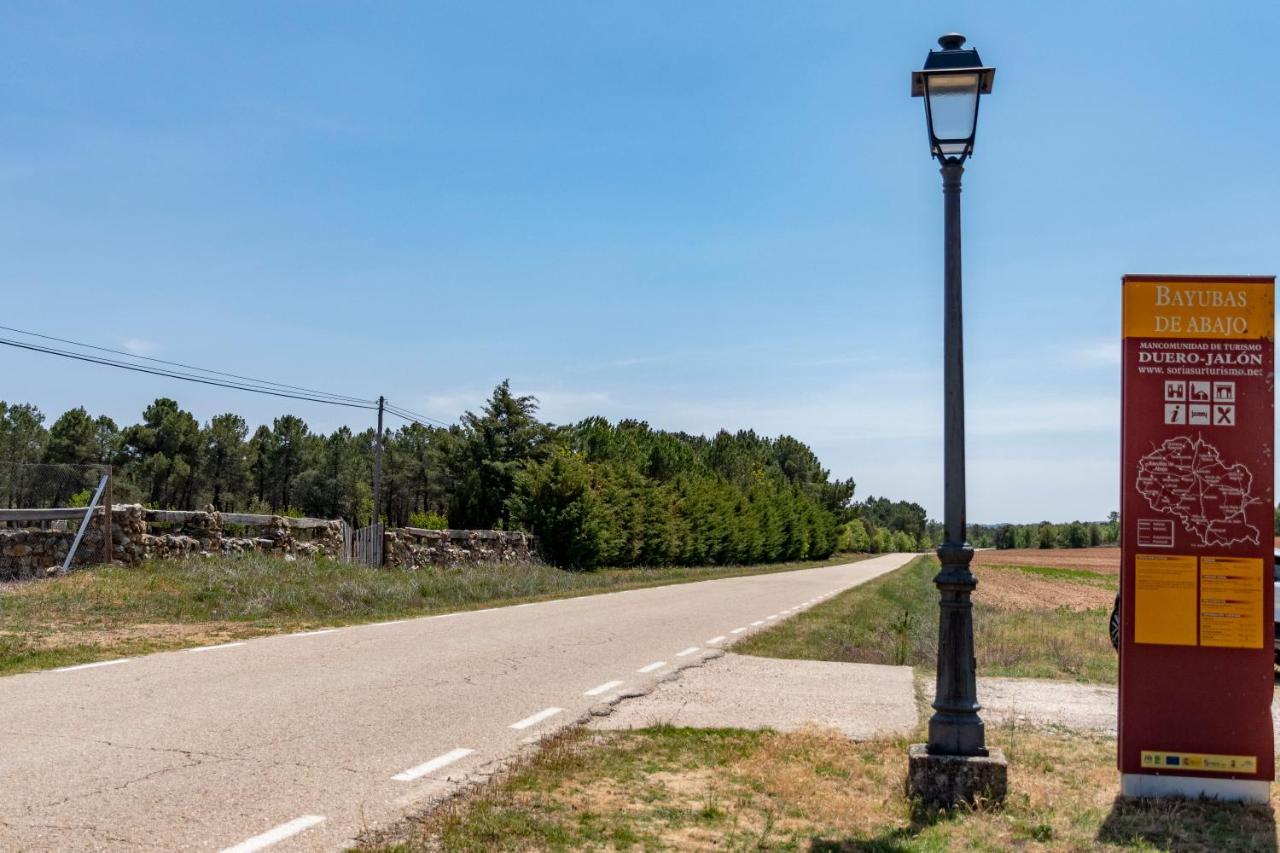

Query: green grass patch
[[995, 563, 1118, 588], [0, 552, 865, 676], [368, 723, 1278, 852], [736, 556, 1117, 683]]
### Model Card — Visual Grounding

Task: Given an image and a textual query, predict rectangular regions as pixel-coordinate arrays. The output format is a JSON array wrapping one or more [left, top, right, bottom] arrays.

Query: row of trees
[[0, 384, 875, 569], [966, 514, 1120, 550], [0, 393, 1126, 567]]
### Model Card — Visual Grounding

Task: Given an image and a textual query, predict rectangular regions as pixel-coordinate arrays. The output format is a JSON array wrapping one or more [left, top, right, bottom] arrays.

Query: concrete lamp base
[[907, 744, 1008, 810]]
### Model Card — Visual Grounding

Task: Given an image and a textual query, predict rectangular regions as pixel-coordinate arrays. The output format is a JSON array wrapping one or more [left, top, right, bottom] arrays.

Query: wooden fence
[[353, 522, 384, 567]]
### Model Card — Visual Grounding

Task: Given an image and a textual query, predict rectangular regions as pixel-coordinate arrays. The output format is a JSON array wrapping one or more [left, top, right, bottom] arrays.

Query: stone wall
[[383, 527, 538, 568], [0, 505, 346, 580], [1, 507, 539, 580]]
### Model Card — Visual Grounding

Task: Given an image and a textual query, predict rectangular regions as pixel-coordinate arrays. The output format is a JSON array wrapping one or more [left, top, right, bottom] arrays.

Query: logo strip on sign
[[1140, 752, 1258, 774]]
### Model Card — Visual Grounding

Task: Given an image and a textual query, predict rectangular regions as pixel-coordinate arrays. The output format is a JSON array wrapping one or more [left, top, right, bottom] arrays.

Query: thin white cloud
[[123, 338, 158, 356], [414, 392, 486, 419], [1062, 339, 1121, 367], [968, 394, 1118, 437]]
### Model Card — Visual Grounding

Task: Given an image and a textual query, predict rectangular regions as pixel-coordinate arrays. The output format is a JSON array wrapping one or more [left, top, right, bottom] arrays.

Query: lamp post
[[906, 33, 1007, 807]]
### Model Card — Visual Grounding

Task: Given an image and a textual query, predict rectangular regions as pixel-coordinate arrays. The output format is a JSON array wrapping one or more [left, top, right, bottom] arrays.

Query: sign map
[[1134, 435, 1260, 548]]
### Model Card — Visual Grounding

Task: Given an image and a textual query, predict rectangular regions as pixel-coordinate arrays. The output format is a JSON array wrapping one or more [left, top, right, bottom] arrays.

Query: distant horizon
[[2, 366, 1120, 526]]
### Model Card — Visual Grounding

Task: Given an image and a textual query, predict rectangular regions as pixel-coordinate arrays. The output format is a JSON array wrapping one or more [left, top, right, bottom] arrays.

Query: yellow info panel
[[1200, 556, 1264, 649], [1134, 554, 1198, 646], [1123, 279, 1274, 340]]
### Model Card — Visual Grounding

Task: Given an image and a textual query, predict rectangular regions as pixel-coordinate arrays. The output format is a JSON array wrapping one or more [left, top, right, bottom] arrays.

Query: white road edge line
[[187, 642, 247, 654], [637, 661, 666, 673], [218, 814, 326, 853], [750, 620, 765, 626], [765, 614, 779, 620], [729, 627, 747, 634], [510, 707, 563, 730], [54, 659, 130, 673], [392, 748, 474, 782], [706, 636, 726, 644], [289, 629, 337, 637], [584, 680, 624, 696], [675, 646, 699, 657]]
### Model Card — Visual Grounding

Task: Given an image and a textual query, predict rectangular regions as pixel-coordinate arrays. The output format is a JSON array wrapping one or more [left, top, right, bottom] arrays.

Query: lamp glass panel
[[925, 72, 980, 143]]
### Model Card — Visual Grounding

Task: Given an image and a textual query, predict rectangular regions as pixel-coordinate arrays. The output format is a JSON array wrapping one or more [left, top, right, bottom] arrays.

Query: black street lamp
[[906, 33, 1007, 807]]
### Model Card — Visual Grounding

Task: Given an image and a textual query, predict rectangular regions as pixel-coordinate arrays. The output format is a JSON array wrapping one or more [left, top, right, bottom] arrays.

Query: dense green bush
[[836, 519, 869, 552], [407, 510, 448, 530], [511, 425, 841, 570]]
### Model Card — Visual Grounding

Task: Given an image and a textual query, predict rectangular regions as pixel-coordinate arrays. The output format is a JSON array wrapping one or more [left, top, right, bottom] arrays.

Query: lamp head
[[911, 34, 995, 162]]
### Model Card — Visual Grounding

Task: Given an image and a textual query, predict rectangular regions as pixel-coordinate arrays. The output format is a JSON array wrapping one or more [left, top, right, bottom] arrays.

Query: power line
[[0, 336, 379, 411], [0, 325, 457, 427], [383, 401, 452, 428], [3, 327, 463, 527], [0, 324, 376, 406]]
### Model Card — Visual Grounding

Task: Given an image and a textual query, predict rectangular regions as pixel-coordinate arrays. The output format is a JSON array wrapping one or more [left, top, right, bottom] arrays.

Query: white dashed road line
[[675, 646, 699, 657], [637, 661, 666, 673], [187, 642, 247, 654], [510, 707, 563, 730], [765, 614, 779, 620], [392, 748, 474, 782], [729, 627, 747, 634], [750, 620, 765, 626], [706, 636, 726, 645], [54, 659, 130, 673], [584, 680, 624, 696], [218, 814, 326, 853]]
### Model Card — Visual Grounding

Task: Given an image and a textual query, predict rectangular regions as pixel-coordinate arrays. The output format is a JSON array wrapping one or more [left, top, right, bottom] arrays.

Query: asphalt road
[[0, 553, 914, 851]]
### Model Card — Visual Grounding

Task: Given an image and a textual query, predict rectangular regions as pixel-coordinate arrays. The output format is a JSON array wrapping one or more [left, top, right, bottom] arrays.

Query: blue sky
[[1, 2, 1276, 523]]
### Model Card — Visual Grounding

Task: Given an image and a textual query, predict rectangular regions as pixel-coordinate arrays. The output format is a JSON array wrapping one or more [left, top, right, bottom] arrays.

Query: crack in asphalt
[[0, 816, 158, 849], [0, 730, 229, 762], [5, 729, 368, 815], [36, 758, 208, 812]]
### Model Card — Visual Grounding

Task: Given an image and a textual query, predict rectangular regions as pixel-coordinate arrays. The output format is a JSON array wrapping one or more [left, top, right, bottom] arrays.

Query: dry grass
[[369, 721, 1277, 851], [0, 552, 864, 676], [973, 547, 1121, 576], [737, 556, 1118, 683]]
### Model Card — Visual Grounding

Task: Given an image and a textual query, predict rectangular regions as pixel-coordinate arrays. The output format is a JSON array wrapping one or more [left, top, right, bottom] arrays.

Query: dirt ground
[[973, 547, 1120, 575], [973, 566, 1114, 611]]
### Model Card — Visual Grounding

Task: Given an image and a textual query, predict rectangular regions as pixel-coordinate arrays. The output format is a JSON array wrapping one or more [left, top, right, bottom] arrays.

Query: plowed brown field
[[971, 547, 1120, 576]]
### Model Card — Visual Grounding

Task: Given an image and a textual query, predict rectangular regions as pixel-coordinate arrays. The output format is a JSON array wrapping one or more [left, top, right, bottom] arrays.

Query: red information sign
[[1119, 274, 1275, 800]]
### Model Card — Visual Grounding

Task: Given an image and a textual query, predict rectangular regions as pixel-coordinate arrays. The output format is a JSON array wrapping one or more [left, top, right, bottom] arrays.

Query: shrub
[[837, 519, 870, 552], [408, 510, 448, 530]]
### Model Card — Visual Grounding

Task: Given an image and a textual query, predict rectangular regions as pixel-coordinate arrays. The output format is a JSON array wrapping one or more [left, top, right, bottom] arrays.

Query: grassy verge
[[370, 722, 1275, 852], [735, 555, 1118, 683], [0, 552, 866, 676]]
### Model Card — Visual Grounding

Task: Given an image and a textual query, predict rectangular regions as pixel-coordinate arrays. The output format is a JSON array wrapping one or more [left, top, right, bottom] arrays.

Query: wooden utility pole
[[372, 396, 384, 526]]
